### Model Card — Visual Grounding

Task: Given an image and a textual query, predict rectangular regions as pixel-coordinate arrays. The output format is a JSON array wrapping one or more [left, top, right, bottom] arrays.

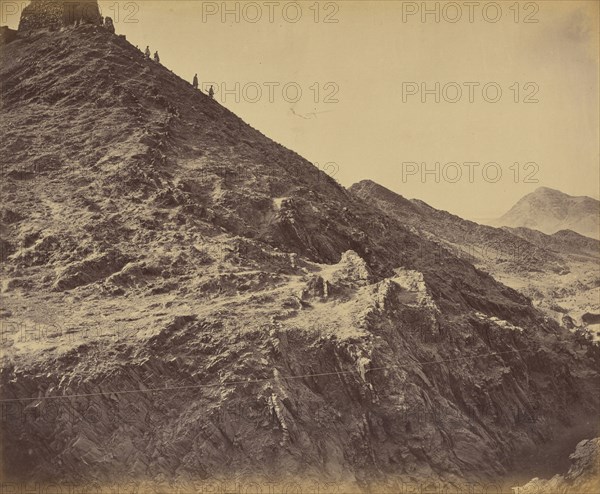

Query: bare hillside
[[1, 12, 599, 491]]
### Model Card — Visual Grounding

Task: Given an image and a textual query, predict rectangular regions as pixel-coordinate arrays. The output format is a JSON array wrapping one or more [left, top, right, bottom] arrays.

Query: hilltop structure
[[18, 0, 102, 31]]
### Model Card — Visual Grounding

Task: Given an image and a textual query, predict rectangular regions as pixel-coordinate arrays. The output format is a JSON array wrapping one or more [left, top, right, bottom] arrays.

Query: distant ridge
[[349, 179, 564, 273]]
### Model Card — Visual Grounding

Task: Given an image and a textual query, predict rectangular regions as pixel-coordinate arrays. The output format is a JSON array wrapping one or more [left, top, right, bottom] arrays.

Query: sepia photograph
[[0, 0, 599, 492]]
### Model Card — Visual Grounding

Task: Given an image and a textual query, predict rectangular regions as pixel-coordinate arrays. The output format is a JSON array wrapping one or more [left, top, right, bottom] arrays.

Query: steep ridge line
[[0, 25, 541, 320]]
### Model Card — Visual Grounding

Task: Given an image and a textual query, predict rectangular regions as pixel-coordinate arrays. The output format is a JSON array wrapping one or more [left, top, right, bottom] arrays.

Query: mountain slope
[[349, 180, 566, 274], [493, 187, 600, 240], [505, 227, 600, 261], [351, 180, 600, 337], [1, 22, 599, 489], [0, 24, 533, 317]]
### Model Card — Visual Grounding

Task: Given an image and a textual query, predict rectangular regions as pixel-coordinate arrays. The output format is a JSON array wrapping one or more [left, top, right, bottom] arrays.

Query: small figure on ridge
[[193, 74, 199, 89], [145, 46, 150, 58], [104, 16, 115, 34], [208, 85, 215, 99], [154, 51, 160, 63]]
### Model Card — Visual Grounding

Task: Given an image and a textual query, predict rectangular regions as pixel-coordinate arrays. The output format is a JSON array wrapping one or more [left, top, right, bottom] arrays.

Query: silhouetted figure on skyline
[[193, 74, 198, 89], [104, 16, 115, 34], [145, 46, 150, 58], [208, 85, 214, 99], [154, 51, 160, 63]]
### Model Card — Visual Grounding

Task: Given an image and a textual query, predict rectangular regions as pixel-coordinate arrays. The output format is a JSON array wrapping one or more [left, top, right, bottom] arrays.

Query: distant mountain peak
[[493, 187, 599, 239], [533, 186, 563, 194], [528, 186, 598, 202]]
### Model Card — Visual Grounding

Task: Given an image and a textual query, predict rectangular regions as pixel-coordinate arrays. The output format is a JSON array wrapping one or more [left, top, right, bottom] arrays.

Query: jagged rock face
[[18, 0, 102, 31]]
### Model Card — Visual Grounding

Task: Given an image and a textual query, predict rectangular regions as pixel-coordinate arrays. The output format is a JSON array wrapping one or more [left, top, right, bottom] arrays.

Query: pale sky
[[4, 1, 599, 219]]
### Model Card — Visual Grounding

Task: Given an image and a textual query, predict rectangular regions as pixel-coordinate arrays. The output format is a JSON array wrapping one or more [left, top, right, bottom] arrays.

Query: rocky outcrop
[[515, 438, 600, 493], [51, 250, 129, 291], [18, 0, 102, 31], [582, 313, 600, 325]]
